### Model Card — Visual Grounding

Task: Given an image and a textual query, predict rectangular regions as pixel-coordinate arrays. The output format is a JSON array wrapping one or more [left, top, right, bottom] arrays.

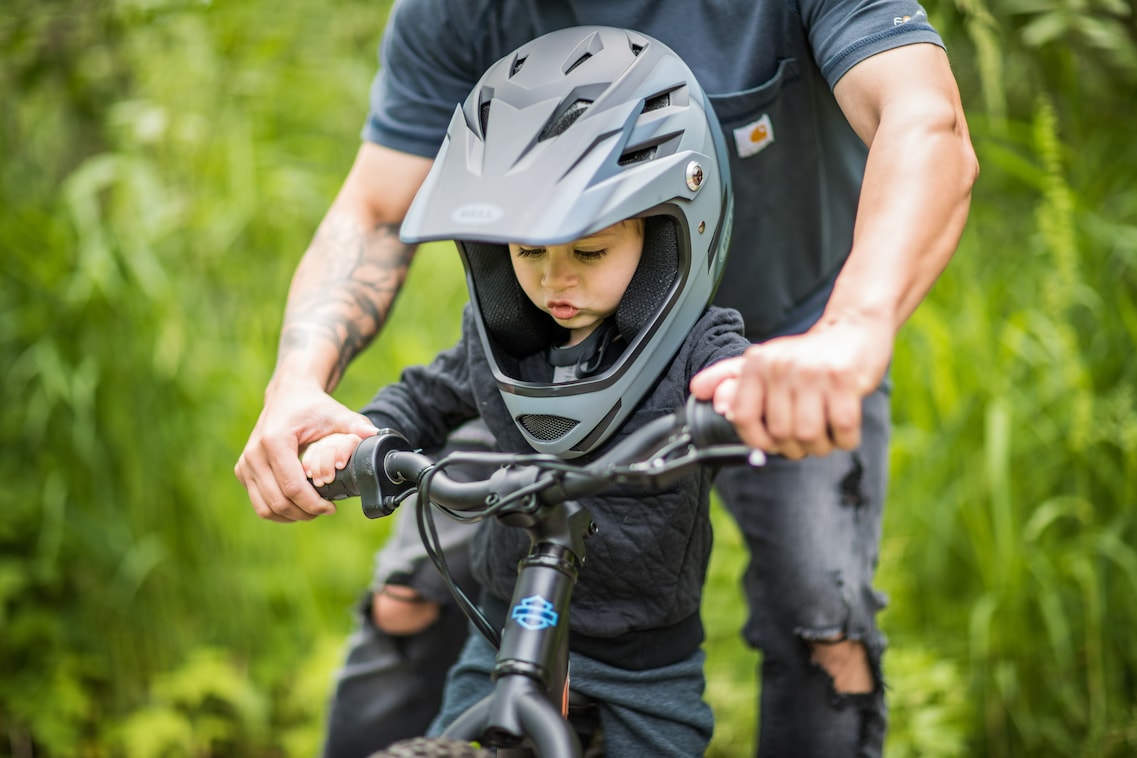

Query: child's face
[[509, 220, 644, 347]]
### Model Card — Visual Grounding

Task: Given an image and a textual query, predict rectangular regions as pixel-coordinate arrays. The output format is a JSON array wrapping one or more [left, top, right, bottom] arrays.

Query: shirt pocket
[[705, 58, 832, 332], [708, 57, 813, 173]]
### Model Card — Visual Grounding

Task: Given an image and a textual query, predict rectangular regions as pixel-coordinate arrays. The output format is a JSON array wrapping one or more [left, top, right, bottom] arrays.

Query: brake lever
[[617, 421, 763, 486], [676, 396, 765, 468], [626, 436, 758, 475]]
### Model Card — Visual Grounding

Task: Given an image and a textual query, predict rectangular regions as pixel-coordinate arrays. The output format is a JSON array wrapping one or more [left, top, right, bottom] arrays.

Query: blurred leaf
[[117, 707, 196, 758]]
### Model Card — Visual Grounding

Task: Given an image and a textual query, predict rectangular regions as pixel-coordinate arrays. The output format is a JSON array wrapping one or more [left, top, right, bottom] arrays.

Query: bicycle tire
[[368, 737, 493, 758]]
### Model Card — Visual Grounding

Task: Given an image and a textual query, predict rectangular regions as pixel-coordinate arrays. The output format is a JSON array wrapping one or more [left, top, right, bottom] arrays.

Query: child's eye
[[515, 247, 545, 258], [574, 249, 607, 261]]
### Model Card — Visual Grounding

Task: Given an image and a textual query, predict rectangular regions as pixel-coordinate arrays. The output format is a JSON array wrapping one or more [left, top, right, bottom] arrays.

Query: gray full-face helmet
[[401, 26, 734, 457]]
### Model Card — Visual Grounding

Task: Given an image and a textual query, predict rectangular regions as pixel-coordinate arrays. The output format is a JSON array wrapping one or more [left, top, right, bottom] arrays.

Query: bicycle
[[314, 397, 764, 757]]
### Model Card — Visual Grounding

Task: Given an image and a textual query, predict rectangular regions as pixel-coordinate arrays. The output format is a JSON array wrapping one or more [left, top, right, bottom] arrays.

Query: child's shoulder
[[676, 305, 750, 372], [694, 304, 747, 334]]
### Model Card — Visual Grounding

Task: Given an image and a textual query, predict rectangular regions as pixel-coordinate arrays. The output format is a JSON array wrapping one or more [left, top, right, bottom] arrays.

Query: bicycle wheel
[[368, 736, 493, 757]]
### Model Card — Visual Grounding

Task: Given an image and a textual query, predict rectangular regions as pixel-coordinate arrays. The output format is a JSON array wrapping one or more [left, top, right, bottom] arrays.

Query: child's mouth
[[548, 302, 580, 320]]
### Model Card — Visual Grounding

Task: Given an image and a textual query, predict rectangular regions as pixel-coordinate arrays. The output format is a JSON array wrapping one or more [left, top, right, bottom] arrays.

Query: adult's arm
[[691, 42, 979, 458], [235, 142, 433, 522]]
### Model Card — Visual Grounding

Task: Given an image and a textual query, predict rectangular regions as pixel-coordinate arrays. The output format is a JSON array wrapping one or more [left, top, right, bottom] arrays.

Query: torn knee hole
[[840, 455, 868, 508], [807, 636, 875, 695], [372, 586, 441, 635]]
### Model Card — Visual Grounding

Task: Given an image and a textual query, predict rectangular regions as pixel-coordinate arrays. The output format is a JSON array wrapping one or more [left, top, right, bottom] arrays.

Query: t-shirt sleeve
[[800, 0, 945, 88], [361, 0, 483, 156]]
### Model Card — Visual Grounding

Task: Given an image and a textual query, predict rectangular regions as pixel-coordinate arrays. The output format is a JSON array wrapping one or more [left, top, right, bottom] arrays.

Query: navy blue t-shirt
[[363, 0, 944, 339]]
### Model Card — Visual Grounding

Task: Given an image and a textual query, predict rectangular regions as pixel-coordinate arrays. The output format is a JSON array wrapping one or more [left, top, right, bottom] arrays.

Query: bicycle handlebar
[[313, 397, 761, 519], [309, 398, 760, 755]]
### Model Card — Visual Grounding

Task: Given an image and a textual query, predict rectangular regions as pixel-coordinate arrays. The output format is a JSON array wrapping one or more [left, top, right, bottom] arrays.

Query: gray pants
[[322, 388, 890, 757], [715, 387, 891, 756], [320, 593, 473, 756]]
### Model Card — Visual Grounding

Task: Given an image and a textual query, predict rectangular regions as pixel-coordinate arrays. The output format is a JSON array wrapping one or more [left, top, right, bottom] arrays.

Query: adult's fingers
[[689, 355, 742, 400], [236, 457, 291, 523], [236, 440, 329, 522], [727, 347, 778, 452], [824, 386, 863, 452], [262, 434, 338, 520]]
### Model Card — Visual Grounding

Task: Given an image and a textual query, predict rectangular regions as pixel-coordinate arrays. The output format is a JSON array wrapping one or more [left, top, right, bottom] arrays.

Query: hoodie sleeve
[[686, 305, 751, 380]]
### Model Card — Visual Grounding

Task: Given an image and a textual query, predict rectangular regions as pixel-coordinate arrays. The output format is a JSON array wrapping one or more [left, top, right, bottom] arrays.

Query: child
[[304, 26, 750, 756]]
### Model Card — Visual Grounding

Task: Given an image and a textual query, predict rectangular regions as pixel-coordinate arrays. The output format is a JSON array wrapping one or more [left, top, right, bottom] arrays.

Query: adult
[[234, 2, 978, 756]]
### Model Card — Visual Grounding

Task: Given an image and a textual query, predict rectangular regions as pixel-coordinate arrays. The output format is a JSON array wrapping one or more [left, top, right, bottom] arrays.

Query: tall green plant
[[883, 8, 1137, 750], [866, 2, 1136, 754], [1, 1, 413, 754]]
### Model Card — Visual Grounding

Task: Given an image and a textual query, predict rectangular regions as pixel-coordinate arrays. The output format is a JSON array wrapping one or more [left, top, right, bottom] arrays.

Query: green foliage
[[2, 0, 1136, 755], [882, 3, 1137, 754], [703, 500, 759, 756], [113, 648, 270, 758], [886, 646, 975, 758], [1, 0, 416, 754]]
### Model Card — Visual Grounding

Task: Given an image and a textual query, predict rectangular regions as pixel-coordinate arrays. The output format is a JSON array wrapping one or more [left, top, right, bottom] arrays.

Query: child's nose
[[541, 258, 577, 289]]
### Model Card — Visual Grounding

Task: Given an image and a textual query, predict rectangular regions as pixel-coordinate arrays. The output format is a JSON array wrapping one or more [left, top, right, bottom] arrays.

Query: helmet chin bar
[[516, 402, 622, 459]]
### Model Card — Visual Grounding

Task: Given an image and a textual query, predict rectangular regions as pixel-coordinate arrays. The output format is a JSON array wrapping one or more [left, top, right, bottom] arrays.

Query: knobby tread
[[368, 736, 493, 758]]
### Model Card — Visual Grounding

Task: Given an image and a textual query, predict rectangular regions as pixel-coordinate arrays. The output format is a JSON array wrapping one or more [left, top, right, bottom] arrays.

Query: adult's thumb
[[343, 410, 379, 438]]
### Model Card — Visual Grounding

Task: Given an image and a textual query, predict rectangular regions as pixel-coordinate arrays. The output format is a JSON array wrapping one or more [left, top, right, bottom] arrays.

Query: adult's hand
[[690, 313, 892, 459], [235, 376, 378, 522]]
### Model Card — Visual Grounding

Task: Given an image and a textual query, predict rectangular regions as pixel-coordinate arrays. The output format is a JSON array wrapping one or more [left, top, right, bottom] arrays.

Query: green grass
[[704, 499, 760, 756]]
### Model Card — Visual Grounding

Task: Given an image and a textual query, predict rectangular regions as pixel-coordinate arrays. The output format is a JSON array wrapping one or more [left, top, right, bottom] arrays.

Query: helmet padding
[[462, 217, 681, 360]]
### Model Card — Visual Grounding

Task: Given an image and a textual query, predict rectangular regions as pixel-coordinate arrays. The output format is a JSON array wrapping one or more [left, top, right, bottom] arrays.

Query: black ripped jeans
[[714, 387, 891, 757]]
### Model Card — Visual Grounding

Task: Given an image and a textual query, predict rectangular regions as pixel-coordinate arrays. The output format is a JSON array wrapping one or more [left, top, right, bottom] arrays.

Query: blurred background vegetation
[[2, 0, 1135, 755]]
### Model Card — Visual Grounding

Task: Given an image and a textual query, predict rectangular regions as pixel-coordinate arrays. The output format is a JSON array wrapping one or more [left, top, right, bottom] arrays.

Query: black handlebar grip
[[311, 431, 416, 518], [684, 396, 742, 448], [313, 435, 384, 501], [314, 465, 361, 501]]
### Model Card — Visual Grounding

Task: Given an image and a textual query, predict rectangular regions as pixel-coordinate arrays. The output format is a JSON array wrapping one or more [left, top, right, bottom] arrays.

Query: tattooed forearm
[[278, 214, 416, 389]]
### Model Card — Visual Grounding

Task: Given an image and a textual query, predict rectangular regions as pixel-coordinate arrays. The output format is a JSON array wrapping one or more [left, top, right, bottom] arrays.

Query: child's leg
[[570, 648, 713, 757], [431, 636, 711, 755], [426, 628, 498, 737]]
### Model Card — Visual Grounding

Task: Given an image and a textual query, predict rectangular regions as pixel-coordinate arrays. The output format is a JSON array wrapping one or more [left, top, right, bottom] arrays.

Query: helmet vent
[[643, 92, 671, 112], [564, 52, 593, 75], [617, 133, 681, 167], [519, 414, 580, 441], [630, 42, 645, 56], [479, 101, 492, 135], [618, 145, 658, 166], [539, 99, 591, 141], [509, 55, 527, 77]]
